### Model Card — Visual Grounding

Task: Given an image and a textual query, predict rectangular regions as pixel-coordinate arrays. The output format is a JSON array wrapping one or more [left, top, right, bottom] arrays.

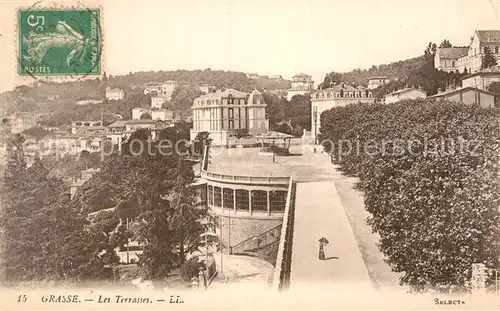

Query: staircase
[[230, 224, 283, 265]]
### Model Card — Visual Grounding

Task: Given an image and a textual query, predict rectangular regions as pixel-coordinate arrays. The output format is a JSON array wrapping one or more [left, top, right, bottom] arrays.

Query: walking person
[[318, 237, 329, 260]]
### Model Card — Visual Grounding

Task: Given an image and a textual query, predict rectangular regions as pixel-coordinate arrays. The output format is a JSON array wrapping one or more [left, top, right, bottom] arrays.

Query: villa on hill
[[435, 30, 500, 73]]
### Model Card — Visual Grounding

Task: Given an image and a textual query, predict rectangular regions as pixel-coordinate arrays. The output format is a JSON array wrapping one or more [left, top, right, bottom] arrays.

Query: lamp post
[[488, 268, 499, 306], [313, 106, 318, 145]]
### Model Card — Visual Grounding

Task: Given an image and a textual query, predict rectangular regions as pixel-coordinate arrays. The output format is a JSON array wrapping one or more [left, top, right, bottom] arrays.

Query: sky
[[1, 0, 500, 93]]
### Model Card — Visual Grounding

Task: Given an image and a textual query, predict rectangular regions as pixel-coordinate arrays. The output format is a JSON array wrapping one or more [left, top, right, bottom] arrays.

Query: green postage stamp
[[18, 9, 101, 76]]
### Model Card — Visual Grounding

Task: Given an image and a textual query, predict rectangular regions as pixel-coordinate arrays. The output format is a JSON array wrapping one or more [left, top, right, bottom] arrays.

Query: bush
[[180, 258, 203, 283], [319, 99, 500, 292]]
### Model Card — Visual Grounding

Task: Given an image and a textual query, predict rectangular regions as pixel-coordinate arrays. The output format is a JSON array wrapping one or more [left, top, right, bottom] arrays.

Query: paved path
[[209, 254, 273, 291], [289, 180, 373, 292]]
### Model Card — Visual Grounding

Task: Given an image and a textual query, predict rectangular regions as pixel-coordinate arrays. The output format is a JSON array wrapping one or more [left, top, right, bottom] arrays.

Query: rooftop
[[476, 30, 500, 42], [368, 76, 389, 80], [196, 88, 247, 100], [427, 86, 497, 98], [206, 143, 337, 182], [293, 73, 310, 78], [386, 88, 426, 96], [315, 84, 369, 92], [437, 47, 469, 59], [462, 65, 500, 79]]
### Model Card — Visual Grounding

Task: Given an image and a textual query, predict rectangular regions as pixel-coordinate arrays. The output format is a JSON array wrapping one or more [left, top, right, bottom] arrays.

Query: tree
[[319, 99, 500, 292], [319, 71, 343, 89], [289, 95, 311, 132], [192, 131, 212, 157], [22, 127, 50, 141], [482, 46, 498, 69], [232, 128, 249, 145], [169, 85, 204, 119], [140, 112, 152, 120], [72, 129, 209, 280], [439, 39, 452, 48], [1, 138, 103, 282]]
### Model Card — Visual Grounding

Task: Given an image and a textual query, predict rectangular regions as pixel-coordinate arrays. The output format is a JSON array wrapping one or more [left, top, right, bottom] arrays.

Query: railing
[[200, 144, 290, 185], [272, 177, 296, 291], [201, 170, 290, 184], [231, 223, 283, 255]]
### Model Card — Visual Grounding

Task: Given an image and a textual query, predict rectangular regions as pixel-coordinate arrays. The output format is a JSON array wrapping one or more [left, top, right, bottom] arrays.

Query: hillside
[[320, 52, 464, 98], [0, 69, 292, 126]]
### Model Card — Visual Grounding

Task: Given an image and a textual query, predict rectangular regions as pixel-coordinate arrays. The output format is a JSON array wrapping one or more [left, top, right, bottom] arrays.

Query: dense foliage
[[318, 99, 500, 292], [1, 135, 105, 283], [71, 128, 209, 279]]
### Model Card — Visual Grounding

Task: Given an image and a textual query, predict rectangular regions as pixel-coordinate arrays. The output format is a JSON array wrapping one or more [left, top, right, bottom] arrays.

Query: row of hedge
[[318, 99, 500, 292]]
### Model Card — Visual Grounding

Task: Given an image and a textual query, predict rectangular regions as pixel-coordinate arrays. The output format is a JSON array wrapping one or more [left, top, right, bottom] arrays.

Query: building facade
[[6, 112, 37, 134], [106, 87, 125, 101], [287, 73, 314, 101], [367, 77, 390, 89], [151, 96, 166, 109], [384, 88, 427, 104], [461, 66, 500, 90], [190, 89, 269, 146], [143, 81, 179, 101], [427, 86, 497, 108], [151, 109, 174, 121], [198, 146, 290, 254], [71, 120, 107, 135], [435, 30, 500, 73], [310, 84, 375, 143]]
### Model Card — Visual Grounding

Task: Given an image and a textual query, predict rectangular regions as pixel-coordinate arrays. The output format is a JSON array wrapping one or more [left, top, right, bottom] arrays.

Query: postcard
[[1, 0, 500, 310]]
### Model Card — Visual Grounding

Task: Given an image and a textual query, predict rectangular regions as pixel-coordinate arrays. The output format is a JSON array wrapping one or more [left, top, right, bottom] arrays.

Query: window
[[251, 190, 267, 212], [214, 187, 221, 207], [235, 190, 249, 211], [496, 46, 499, 54], [223, 188, 234, 209], [229, 120, 234, 129], [270, 190, 287, 212], [229, 108, 234, 118], [200, 186, 207, 205]]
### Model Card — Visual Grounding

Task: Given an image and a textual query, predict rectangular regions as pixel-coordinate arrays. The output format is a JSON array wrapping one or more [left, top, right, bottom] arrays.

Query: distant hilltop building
[[190, 88, 269, 146], [461, 65, 500, 90], [246, 72, 260, 79], [5, 112, 37, 134], [310, 83, 375, 143], [105, 87, 125, 101], [384, 87, 427, 104], [435, 30, 500, 73], [132, 107, 174, 121], [367, 77, 390, 89], [151, 96, 166, 109], [198, 84, 216, 94], [71, 120, 107, 135], [269, 75, 283, 81], [287, 73, 314, 101], [143, 80, 179, 101]]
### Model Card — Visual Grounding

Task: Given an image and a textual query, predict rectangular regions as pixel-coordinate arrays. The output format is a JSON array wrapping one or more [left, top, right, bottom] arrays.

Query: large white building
[[310, 84, 375, 143], [144, 81, 178, 101], [105, 87, 125, 101], [367, 77, 390, 89], [286, 73, 314, 101], [435, 30, 500, 73], [190, 88, 269, 146], [151, 96, 166, 109]]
